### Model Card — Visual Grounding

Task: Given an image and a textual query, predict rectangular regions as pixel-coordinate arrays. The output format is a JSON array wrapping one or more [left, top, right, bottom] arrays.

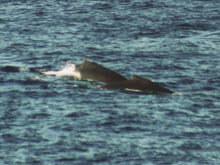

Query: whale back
[[102, 75, 173, 94], [75, 60, 127, 83]]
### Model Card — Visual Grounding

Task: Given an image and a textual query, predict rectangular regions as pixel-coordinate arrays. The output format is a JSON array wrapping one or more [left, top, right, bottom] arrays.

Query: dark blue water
[[0, 0, 220, 164]]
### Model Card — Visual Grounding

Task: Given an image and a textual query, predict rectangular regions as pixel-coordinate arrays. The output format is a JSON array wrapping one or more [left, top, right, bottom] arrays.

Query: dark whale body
[[102, 75, 173, 94], [0, 66, 20, 72], [75, 60, 127, 83], [0, 66, 42, 73], [42, 60, 174, 94]]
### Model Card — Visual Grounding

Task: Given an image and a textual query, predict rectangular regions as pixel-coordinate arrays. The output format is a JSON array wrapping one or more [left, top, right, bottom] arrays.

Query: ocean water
[[0, 0, 220, 164]]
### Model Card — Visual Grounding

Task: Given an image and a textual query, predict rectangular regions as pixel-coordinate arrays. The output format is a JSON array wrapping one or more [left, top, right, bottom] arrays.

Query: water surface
[[0, 0, 220, 164]]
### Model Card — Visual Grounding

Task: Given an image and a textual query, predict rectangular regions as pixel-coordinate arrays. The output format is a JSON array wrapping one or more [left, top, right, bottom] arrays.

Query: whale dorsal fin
[[81, 59, 100, 69]]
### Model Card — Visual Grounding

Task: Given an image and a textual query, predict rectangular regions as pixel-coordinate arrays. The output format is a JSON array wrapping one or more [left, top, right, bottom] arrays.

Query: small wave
[[0, 78, 48, 87], [44, 51, 64, 56], [93, 2, 113, 10], [28, 113, 51, 119], [56, 158, 77, 163], [22, 77, 47, 85], [173, 92, 183, 96], [65, 111, 89, 118], [178, 143, 203, 150], [197, 31, 220, 39]]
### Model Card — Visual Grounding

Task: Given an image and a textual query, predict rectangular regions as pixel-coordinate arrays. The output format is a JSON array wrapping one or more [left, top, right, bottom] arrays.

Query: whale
[[102, 75, 174, 94], [1, 61, 174, 94], [42, 60, 174, 94], [42, 60, 127, 83]]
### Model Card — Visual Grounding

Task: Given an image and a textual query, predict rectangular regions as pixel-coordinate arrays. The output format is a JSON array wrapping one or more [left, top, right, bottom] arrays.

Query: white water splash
[[42, 63, 81, 79]]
